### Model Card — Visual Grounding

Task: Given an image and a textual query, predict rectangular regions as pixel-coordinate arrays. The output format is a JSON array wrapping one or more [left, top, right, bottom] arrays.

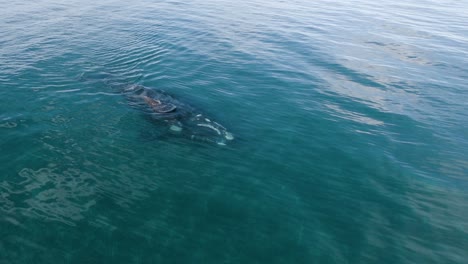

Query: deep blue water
[[1, 0, 468, 263]]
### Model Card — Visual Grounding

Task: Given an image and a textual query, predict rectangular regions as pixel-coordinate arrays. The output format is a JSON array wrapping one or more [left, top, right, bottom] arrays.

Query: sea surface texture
[[1, 0, 467, 263]]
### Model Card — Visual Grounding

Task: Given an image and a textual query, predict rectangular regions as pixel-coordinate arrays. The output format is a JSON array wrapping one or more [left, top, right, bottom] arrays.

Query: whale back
[[121, 85, 234, 145]]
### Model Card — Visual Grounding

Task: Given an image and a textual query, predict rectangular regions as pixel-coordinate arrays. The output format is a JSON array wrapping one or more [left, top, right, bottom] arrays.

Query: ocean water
[[1, 0, 467, 263]]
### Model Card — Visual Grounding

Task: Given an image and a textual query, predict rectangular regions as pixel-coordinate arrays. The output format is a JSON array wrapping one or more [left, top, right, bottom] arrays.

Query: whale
[[122, 84, 234, 145]]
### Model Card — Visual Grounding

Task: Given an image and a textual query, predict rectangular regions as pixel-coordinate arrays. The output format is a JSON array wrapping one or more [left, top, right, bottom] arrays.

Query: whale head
[[185, 114, 234, 146]]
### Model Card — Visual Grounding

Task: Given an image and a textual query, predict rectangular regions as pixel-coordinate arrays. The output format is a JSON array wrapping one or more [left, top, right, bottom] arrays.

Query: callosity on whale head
[[185, 114, 235, 145], [122, 85, 234, 145]]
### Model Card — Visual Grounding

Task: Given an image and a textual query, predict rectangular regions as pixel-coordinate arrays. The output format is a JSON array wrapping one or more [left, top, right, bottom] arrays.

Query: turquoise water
[[1, 0, 468, 263]]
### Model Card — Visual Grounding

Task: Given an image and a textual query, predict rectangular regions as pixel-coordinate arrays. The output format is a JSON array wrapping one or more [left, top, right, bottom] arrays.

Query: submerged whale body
[[123, 85, 234, 145]]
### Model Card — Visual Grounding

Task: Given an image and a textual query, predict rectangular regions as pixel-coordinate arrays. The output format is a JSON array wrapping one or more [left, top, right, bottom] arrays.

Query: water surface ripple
[[1, 0, 467, 263]]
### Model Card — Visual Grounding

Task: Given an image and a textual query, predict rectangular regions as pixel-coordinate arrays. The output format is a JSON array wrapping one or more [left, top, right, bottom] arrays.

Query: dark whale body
[[123, 85, 234, 145]]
